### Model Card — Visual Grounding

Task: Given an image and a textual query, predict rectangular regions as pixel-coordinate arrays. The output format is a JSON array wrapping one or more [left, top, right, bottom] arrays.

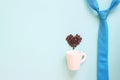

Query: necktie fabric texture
[[86, 0, 120, 80]]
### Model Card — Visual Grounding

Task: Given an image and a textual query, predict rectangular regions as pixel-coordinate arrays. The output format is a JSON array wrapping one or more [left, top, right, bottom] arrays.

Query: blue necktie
[[86, 0, 120, 80]]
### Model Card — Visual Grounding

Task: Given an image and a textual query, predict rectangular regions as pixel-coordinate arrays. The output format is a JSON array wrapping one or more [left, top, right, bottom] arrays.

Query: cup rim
[[66, 50, 82, 54], [67, 50, 80, 52]]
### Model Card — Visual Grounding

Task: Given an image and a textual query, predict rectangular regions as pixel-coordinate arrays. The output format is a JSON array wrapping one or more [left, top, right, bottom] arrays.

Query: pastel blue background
[[0, 0, 120, 80]]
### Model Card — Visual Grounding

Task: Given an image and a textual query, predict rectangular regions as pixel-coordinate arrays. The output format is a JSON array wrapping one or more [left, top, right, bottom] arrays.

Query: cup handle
[[81, 53, 87, 64]]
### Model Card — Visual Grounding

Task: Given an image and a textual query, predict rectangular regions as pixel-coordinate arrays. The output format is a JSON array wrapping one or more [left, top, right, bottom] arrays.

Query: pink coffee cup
[[66, 50, 87, 70]]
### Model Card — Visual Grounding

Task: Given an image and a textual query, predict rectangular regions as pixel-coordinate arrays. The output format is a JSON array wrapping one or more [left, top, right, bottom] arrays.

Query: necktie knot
[[98, 10, 109, 20]]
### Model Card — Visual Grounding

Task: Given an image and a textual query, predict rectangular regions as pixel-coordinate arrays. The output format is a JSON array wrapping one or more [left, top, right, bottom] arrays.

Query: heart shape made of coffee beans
[[66, 34, 82, 49]]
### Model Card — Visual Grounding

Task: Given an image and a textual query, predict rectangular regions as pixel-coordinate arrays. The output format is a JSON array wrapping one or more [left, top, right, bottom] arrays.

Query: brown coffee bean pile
[[66, 34, 82, 49]]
